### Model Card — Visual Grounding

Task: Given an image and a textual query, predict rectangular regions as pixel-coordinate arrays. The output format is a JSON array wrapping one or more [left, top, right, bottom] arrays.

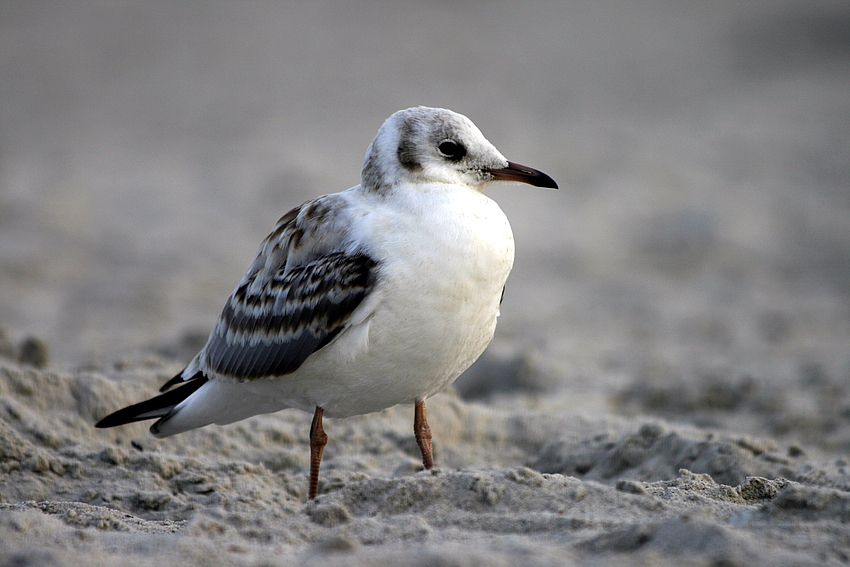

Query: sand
[[2, 350, 850, 566], [2, 1, 850, 565]]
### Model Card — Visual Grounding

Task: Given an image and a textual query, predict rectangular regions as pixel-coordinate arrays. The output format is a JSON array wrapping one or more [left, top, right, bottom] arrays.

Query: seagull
[[95, 106, 557, 499]]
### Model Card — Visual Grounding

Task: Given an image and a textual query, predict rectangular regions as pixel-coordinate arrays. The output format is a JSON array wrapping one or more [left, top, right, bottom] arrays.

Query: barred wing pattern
[[188, 195, 380, 382], [203, 250, 377, 379]]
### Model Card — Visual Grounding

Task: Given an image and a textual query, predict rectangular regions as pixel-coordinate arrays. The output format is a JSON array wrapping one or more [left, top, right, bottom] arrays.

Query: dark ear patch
[[396, 117, 422, 172]]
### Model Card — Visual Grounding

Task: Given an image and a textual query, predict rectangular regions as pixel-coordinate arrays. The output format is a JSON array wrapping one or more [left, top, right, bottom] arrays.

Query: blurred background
[[1, 1, 849, 438]]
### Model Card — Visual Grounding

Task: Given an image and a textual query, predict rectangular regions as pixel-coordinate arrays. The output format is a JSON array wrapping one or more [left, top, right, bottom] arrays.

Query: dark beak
[[486, 161, 559, 189]]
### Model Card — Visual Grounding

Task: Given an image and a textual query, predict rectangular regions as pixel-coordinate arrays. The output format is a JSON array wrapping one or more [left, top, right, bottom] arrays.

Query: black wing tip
[[95, 411, 145, 429], [94, 374, 209, 429], [95, 403, 158, 428]]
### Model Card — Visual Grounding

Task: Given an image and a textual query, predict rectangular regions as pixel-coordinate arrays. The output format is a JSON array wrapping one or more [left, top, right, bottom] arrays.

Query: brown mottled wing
[[197, 195, 379, 380]]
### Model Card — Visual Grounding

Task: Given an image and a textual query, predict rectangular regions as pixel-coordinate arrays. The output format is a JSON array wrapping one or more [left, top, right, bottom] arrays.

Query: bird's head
[[362, 106, 558, 194]]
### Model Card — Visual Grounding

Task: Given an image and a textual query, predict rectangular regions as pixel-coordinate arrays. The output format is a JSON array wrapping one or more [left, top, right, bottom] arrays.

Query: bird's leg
[[414, 399, 434, 470], [309, 407, 327, 499]]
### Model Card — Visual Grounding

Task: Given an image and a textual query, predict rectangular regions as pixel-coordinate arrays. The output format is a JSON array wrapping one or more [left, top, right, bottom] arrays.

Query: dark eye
[[437, 140, 467, 161]]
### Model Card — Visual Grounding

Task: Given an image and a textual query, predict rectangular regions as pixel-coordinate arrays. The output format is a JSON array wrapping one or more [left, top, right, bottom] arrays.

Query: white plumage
[[97, 106, 557, 498]]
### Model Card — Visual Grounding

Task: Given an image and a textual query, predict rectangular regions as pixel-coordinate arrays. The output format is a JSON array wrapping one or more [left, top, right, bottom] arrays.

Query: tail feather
[[95, 373, 208, 429]]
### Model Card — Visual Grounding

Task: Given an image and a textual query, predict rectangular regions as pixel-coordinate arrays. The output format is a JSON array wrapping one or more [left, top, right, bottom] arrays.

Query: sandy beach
[[2, 1, 850, 565]]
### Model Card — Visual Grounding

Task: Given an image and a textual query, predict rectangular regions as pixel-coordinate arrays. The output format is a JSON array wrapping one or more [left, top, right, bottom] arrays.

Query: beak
[[486, 161, 559, 189]]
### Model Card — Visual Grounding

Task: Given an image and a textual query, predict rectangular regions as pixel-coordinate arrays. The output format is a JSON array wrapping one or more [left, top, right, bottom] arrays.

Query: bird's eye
[[437, 140, 467, 161]]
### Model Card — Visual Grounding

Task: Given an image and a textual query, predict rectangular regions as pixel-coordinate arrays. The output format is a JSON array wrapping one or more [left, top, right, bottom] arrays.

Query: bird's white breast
[[284, 184, 515, 417]]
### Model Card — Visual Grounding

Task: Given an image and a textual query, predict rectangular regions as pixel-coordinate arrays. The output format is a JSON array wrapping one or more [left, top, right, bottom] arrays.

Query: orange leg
[[309, 407, 328, 499], [414, 399, 434, 470]]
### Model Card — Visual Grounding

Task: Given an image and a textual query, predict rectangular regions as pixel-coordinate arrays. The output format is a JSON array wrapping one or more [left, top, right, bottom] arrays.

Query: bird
[[95, 106, 557, 499]]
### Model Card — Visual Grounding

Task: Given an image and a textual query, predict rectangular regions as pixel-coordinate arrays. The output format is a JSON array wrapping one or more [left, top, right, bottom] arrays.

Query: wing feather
[[204, 250, 377, 379], [189, 194, 379, 382]]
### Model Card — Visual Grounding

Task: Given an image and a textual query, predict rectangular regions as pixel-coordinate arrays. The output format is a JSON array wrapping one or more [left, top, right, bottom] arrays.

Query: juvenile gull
[[96, 106, 557, 499]]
